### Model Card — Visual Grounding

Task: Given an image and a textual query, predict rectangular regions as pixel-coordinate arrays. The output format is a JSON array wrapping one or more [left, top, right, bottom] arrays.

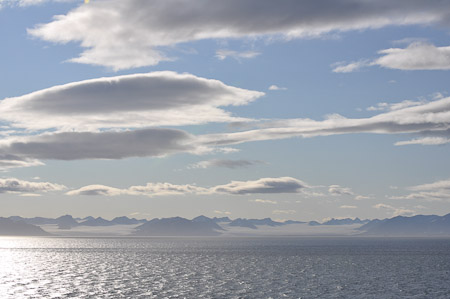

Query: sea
[[1, 237, 449, 298]]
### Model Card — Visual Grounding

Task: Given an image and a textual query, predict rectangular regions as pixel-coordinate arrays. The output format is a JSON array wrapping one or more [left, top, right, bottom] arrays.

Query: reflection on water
[[1, 237, 450, 298]]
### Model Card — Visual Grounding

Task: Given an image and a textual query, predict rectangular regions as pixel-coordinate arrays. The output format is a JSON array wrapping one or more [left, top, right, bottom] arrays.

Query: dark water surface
[[1, 237, 449, 298]]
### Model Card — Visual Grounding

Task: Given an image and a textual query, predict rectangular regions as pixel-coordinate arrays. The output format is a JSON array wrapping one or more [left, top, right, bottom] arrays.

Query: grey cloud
[[1, 128, 197, 161], [28, 0, 450, 70], [0, 72, 263, 131], [68, 177, 308, 197], [0, 178, 66, 193], [189, 159, 264, 169], [211, 177, 307, 195]]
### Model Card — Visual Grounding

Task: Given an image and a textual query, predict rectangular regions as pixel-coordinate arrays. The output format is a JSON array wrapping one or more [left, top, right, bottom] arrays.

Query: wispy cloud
[[215, 49, 260, 61], [249, 199, 278, 204], [268, 85, 287, 91], [373, 203, 415, 217]]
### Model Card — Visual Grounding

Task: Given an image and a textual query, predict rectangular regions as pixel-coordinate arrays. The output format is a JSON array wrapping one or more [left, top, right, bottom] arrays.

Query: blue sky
[[1, 0, 450, 221]]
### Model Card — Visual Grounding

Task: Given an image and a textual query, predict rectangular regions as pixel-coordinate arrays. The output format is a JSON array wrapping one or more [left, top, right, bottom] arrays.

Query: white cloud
[[268, 85, 287, 91], [189, 159, 264, 169], [199, 96, 450, 147], [0, 178, 66, 194], [0, 154, 44, 171], [213, 210, 231, 215], [376, 43, 450, 70], [334, 42, 450, 72], [215, 49, 260, 61], [395, 137, 450, 146], [340, 205, 357, 209], [67, 177, 309, 197], [390, 179, 450, 202], [366, 100, 426, 112], [373, 203, 415, 217], [28, 0, 450, 70], [332, 60, 373, 73], [0, 72, 263, 132], [249, 199, 278, 204], [272, 209, 296, 215], [328, 185, 354, 196]]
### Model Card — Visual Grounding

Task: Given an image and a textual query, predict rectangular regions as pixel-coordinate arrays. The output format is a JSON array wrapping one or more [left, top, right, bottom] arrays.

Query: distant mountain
[[212, 217, 232, 223], [229, 218, 258, 229], [322, 218, 369, 226], [135, 217, 223, 236], [308, 221, 321, 226], [0, 218, 49, 236], [284, 220, 305, 225], [56, 215, 79, 229], [111, 216, 142, 225], [79, 217, 113, 226], [228, 217, 284, 229], [359, 214, 450, 236], [192, 216, 225, 231]]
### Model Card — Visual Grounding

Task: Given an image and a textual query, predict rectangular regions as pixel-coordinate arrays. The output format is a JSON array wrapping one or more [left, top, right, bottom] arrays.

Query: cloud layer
[[28, 0, 450, 70], [0, 72, 263, 131], [0, 178, 66, 194], [200, 96, 450, 146], [68, 177, 308, 197]]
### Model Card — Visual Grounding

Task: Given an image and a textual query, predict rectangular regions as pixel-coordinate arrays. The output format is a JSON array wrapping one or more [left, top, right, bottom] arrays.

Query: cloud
[[213, 210, 231, 215], [211, 177, 308, 195], [333, 42, 450, 72], [28, 0, 450, 70], [340, 205, 357, 209], [373, 203, 415, 217], [395, 137, 450, 146], [189, 159, 264, 169], [0, 178, 66, 194], [376, 43, 450, 70], [215, 49, 260, 61], [0, 0, 75, 9], [67, 177, 308, 197], [272, 209, 296, 215], [332, 60, 373, 73], [249, 199, 278, 204], [67, 182, 207, 197], [366, 100, 426, 112], [268, 85, 287, 91], [391, 178, 450, 201], [0, 154, 44, 171], [0, 128, 199, 161], [199, 96, 450, 147], [0, 72, 264, 132], [328, 185, 354, 196]]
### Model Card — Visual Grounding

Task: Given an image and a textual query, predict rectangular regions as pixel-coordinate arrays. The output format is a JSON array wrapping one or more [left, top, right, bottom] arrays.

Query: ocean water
[[1, 237, 450, 298]]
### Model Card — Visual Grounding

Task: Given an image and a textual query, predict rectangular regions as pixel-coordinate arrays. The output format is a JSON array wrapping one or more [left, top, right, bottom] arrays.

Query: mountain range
[[1, 214, 450, 237]]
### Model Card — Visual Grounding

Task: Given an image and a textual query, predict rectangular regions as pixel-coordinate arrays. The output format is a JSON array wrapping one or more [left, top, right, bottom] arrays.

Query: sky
[[0, 0, 450, 221]]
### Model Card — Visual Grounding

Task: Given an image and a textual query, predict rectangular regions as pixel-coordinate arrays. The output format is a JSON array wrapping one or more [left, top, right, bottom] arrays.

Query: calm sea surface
[[1, 237, 449, 298]]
